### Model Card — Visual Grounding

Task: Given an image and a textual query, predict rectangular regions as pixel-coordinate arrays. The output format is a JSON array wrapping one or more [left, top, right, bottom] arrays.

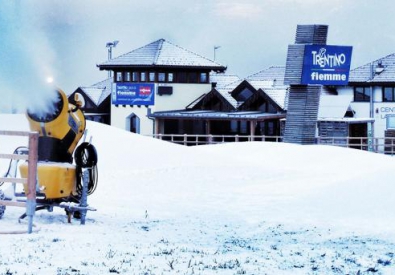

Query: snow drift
[[0, 114, 394, 274]]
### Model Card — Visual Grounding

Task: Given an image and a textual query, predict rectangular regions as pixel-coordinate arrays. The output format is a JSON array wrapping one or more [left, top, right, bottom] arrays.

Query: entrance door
[[126, 113, 140, 133], [349, 123, 367, 150]]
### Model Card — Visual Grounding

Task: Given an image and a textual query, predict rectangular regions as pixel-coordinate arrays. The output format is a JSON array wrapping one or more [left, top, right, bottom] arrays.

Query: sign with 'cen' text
[[112, 83, 155, 105], [301, 45, 353, 85]]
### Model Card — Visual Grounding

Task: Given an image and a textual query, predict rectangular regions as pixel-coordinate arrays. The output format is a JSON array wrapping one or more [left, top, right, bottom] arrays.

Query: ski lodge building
[[69, 38, 395, 148]]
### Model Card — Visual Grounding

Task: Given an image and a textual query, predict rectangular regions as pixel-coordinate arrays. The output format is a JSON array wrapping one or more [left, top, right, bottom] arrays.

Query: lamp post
[[106, 40, 119, 77], [214, 45, 221, 61]]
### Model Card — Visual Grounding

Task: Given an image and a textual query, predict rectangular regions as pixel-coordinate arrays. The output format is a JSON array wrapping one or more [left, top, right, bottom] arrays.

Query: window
[[387, 115, 395, 129], [235, 88, 253, 101], [132, 72, 139, 82], [116, 72, 123, 82], [383, 87, 395, 102], [158, 86, 173, 95], [168, 73, 174, 82], [125, 72, 131, 82], [149, 72, 155, 82], [200, 72, 208, 83], [141, 72, 146, 82], [158, 72, 166, 82], [354, 87, 371, 102], [116, 70, 209, 83]]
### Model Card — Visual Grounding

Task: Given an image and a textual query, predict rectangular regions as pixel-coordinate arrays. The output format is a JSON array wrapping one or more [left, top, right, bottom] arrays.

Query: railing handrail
[[146, 133, 395, 155], [0, 130, 39, 233]]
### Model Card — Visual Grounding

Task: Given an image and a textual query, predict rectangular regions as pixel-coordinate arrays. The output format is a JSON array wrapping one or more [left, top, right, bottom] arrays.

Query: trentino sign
[[301, 45, 353, 85], [112, 83, 155, 105]]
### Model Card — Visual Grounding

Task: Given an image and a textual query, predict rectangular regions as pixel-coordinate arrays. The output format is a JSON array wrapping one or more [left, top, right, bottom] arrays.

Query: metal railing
[[148, 133, 395, 155], [150, 134, 283, 146], [315, 136, 395, 155]]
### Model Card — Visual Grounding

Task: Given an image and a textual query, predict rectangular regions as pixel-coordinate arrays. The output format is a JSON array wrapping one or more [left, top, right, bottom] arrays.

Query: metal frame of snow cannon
[[16, 167, 97, 224]]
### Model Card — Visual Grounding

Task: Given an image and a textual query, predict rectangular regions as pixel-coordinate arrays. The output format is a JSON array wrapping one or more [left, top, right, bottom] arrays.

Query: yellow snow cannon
[[19, 88, 86, 199]]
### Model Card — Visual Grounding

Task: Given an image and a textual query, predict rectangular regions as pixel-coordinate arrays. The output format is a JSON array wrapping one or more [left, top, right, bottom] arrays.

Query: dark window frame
[[132, 72, 139, 82], [168, 72, 174, 82], [149, 72, 156, 82], [158, 72, 166, 82], [200, 72, 208, 83], [140, 72, 147, 82], [125, 72, 131, 82], [116, 72, 123, 82], [114, 69, 211, 84], [383, 87, 395, 102], [353, 87, 371, 102]]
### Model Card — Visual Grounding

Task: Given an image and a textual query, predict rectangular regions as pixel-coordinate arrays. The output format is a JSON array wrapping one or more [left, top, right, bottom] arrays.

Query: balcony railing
[[148, 134, 395, 155]]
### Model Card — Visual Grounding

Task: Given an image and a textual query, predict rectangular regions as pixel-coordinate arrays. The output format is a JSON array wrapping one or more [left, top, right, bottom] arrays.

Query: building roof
[[217, 89, 239, 109], [349, 53, 395, 83], [261, 87, 289, 110], [210, 73, 241, 90], [97, 39, 226, 71], [318, 94, 353, 119], [246, 65, 286, 86], [80, 78, 112, 106], [191, 66, 289, 112]]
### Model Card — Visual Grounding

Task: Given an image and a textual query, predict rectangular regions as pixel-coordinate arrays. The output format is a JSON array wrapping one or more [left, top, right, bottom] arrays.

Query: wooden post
[[26, 132, 38, 233], [205, 120, 211, 144], [250, 121, 256, 141], [183, 134, 187, 146]]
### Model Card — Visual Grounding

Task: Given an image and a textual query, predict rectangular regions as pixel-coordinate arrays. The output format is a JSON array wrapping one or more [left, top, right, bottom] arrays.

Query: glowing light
[[46, 77, 54, 83]]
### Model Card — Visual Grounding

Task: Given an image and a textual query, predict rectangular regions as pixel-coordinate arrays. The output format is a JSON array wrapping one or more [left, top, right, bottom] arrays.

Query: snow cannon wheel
[[74, 142, 98, 168], [74, 142, 98, 196]]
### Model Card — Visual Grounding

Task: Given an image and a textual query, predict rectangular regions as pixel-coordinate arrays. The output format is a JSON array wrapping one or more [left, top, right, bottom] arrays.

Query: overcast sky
[[1, 0, 395, 111]]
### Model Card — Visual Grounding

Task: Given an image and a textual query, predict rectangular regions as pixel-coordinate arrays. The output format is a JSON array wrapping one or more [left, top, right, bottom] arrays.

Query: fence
[[149, 134, 395, 155], [0, 130, 38, 233], [316, 136, 395, 155], [150, 134, 283, 146]]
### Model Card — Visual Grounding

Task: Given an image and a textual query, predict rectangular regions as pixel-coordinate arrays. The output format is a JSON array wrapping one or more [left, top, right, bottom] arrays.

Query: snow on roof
[[98, 39, 226, 70], [80, 78, 112, 106], [261, 86, 289, 110], [243, 66, 288, 109], [318, 94, 353, 119], [349, 53, 395, 83], [201, 67, 289, 111], [217, 89, 239, 109], [246, 65, 286, 86], [210, 73, 241, 90]]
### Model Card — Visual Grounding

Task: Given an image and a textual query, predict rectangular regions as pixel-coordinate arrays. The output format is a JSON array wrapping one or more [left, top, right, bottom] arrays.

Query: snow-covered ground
[[0, 114, 395, 274]]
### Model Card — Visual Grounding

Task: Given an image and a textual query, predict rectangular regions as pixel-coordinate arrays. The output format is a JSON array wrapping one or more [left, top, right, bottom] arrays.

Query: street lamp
[[214, 45, 221, 61], [106, 40, 119, 77]]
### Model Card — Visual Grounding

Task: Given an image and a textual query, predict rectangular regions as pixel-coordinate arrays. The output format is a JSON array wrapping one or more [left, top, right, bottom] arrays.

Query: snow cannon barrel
[[19, 88, 86, 199], [26, 89, 86, 163]]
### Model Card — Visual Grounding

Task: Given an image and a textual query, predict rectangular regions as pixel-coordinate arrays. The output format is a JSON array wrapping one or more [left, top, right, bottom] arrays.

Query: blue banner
[[301, 45, 353, 85], [112, 83, 155, 105]]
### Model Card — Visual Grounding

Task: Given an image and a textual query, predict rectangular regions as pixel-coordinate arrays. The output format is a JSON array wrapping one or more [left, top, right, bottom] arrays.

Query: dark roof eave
[[97, 64, 227, 72], [348, 80, 395, 85]]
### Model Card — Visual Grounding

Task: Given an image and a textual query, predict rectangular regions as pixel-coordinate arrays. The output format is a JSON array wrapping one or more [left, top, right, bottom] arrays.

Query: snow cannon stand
[[0, 88, 98, 225]]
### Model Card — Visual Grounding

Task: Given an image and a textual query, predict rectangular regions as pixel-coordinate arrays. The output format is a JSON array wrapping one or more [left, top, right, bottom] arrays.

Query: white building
[[97, 39, 226, 135], [317, 53, 395, 151]]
